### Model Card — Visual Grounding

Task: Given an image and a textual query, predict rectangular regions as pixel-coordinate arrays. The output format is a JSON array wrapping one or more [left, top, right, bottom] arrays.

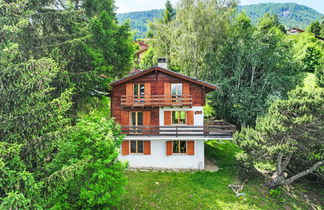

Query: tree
[[22, 0, 134, 111], [163, 0, 176, 24], [257, 13, 286, 34], [209, 12, 298, 127], [308, 20, 321, 36], [0, 1, 72, 207], [302, 45, 322, 72], [45, 116, 127, 209], [235, 86, 324, 188]]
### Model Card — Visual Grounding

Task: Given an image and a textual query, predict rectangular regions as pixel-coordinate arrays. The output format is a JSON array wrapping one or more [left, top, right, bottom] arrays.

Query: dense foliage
[[46, 116, 126, 209], [117, 3, 323, 39], [145, 3, 298, 127], [235, 84, 324, 188], [0, 0, 132, 208]]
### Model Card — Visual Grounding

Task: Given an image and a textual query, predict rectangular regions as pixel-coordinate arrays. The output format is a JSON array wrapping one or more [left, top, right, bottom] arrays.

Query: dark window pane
[[180, 141, 186, 153], [131, 112, 136, 126], [134, 84, 138, 95], [173, 141, 179, 153], [140, 84, 145, 95], [137, 141, 144, 153], [131, 141, 136, 153], [137, 112, 143, 125], [172, 111, 177, 124]]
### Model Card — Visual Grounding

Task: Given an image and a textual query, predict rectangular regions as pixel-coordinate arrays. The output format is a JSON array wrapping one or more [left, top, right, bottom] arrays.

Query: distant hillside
[[117, 3, 323, 39]]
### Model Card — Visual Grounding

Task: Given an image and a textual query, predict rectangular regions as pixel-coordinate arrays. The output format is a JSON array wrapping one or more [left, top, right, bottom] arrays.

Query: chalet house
[[135, 41, 149, 64], [109, 60, 235, 170]]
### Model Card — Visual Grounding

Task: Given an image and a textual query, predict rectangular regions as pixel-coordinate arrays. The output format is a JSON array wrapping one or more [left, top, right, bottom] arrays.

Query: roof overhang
[[110, 66, 219, 91]]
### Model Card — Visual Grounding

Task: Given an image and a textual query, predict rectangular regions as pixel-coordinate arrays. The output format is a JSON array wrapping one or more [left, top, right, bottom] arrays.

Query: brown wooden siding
[[111, 71, 207, 127]]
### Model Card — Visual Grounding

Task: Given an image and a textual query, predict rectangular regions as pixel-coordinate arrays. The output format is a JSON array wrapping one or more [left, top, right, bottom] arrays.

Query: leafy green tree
[[302, 45, 322, 72], [308, 20, 321, 36], [235, 86, 324, 188], [210, 12, 298, 126], [257, 13, 286, 34], [46, 116, 127, 209], [163, 0, 176, 24]]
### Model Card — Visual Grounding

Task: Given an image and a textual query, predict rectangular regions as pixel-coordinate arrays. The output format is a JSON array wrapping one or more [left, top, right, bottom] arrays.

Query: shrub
[[46, 115, 127, 209]]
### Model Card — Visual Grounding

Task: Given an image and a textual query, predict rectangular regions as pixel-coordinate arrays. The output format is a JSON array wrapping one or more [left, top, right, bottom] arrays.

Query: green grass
[[119, 141, 323, 209]]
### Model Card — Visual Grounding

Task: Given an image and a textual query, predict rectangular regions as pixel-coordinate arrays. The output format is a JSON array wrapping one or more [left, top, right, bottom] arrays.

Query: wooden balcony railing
[[121, 121, 236, 139], [121, 95, 192, 107]]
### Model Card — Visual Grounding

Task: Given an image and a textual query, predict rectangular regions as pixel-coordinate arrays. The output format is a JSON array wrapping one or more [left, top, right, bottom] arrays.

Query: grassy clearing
[[120, 141, 323, 209]]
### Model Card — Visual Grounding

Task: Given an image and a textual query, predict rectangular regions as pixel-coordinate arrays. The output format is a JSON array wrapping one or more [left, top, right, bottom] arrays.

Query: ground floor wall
[[118, 140, 205, 170]]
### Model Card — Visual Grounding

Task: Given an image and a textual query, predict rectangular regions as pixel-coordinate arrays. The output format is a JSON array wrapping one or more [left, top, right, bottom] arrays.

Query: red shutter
[[187, 141, 194, 155], [122, 141, 129, 155], [164, 82, 170, 104], [145, 83, 151, 104], [126, 83, 133, 105], [183, 82, 190, 96], [164, 111, 171, 125], [144, 141, 151, 155], [166, 141, 173, 156], [187, 111, 194, 125]]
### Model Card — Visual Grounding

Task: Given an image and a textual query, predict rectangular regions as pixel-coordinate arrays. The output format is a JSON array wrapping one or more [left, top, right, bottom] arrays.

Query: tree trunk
[[266, 160, 324, 189]]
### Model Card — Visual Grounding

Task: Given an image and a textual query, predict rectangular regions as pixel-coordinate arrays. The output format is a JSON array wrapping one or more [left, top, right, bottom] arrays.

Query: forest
[[117, 2, 323, 39], [0, 0, 323, 209]]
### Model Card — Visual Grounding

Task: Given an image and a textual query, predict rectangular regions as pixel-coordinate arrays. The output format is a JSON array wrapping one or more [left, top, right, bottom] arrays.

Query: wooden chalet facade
[[110, 64, 235, 169]]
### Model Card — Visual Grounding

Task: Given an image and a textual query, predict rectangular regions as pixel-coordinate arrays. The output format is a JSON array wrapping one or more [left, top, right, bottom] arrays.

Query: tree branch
[[283, 160, 324, 185], [281, 153, 293, 172]]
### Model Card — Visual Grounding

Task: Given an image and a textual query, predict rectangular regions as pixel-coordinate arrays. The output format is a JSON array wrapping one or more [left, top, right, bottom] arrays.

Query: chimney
[[157, 57, 168, 69]]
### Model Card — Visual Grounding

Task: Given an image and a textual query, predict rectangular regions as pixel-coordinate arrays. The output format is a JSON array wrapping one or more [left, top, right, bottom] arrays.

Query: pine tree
[[163, 0, 176, 24], [0, 1, 72, 207]]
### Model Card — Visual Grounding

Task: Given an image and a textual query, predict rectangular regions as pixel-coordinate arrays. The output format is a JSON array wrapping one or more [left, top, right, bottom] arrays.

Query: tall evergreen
[[0, 1, 72, 207], [163, 0, 176, 24]]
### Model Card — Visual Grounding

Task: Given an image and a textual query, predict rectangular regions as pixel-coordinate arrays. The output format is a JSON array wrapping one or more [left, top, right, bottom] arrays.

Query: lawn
[[119, 141, 323, 209]]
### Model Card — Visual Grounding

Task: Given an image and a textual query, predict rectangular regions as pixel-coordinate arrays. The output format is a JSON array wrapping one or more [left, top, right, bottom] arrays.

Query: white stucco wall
[[118, 140, 205, 170]]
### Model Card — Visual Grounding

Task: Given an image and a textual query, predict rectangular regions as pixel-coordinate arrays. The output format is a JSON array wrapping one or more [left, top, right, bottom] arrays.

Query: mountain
[[117, 3, 323, 39]]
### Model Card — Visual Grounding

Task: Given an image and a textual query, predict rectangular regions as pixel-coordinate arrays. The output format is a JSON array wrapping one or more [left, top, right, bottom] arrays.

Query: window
[[130, 112, 143, 126], [172, 111, 186, 124], [130, 140, 144, 153], [173, 141, 186, 153], [134, 84, 145, 96], [171, 83, 183, 102], [134, 84, 144, 103], [171, 83, 182, 95]]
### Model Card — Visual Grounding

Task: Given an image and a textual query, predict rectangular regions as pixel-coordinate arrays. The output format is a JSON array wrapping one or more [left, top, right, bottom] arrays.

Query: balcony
[[121, 121, 236, 140], [121, 95, 192, 107]]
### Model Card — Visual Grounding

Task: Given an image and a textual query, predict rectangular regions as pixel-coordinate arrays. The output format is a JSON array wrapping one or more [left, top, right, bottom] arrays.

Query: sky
[[115, 0, 324, 14]]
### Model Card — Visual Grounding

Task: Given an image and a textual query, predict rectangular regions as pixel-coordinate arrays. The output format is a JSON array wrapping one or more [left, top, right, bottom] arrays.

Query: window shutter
[[126, 83, 133, 95], [144, 141, 151, 155], [121, 111, 129, 134], [166, 141, 172, 156], [144, 111, 151, 134], [164, 82, 170, 104], [187, 141, 195, 155], [145, 83, 151, 104], [122, 141, 129, 155], [164, 111, 171, 125], [187, 111, 194, 125], [183, 82, 190, 96], [126, 83, 133, 105]]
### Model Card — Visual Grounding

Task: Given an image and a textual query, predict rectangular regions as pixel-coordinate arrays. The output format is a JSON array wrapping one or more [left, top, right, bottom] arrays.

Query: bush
[[46, 115, 127, 209]]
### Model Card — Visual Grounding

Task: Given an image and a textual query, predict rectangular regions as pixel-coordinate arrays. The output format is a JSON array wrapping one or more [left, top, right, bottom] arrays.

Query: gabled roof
[[110, 66, 219, 91]]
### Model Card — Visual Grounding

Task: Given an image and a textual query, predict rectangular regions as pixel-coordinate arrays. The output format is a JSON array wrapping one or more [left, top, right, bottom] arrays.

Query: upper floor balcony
[[121, 95, 193, 107]]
